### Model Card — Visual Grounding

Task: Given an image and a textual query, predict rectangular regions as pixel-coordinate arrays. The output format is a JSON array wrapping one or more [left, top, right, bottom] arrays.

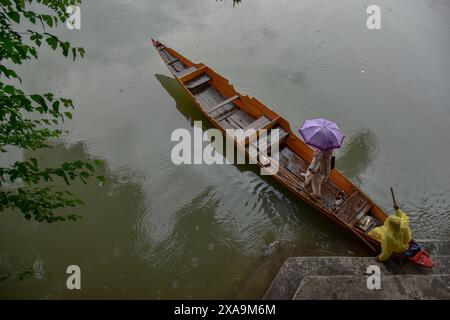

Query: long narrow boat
[[151, 39, 433, 268]]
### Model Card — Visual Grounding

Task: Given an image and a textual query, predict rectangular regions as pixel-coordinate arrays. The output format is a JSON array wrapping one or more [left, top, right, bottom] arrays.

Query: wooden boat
[[151, 39, 433, 268]]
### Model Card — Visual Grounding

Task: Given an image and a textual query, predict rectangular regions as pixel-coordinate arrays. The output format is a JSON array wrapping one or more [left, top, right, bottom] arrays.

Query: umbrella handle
[[331, 156, 336, 170]]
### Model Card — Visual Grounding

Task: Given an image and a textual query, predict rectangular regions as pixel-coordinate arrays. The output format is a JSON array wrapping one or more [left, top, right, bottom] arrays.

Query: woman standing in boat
[[298, 118, 345, 198], [302, 149, 333, 198]]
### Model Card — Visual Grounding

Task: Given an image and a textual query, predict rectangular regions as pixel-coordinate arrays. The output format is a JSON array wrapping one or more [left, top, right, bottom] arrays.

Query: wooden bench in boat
[[215, 108, 239, 122], [244, 116, 270, 131], [335, 191, 372, 225], [159, 49, 182, 72], [218, 109, 255, 129], [228, 113, 250, 129], [245, 116, 281, 140], [247, 115, 280, 130], [247, 126, 290, 163], [186, 74, 211, 90], [177, 66, 199, 78], [261, 127, 290, 152], [207, 95, 239, 115], [167, 58, 179, 65], [232, 116, 270, 144], [279, 146, 309, 179], [193, 85, 239, 120]]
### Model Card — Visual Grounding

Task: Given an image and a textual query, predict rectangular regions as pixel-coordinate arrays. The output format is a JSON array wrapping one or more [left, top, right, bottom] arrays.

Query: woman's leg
[[311, 175, 322, 197], [317, 176, 324, 197], [303, 170, 312, 186]]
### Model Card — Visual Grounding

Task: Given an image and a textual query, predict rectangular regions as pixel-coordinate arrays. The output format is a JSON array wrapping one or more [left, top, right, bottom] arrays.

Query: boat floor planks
[[152, 39, 433, 268]]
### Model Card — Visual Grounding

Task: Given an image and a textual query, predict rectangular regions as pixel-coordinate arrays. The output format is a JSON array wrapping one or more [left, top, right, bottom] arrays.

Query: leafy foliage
[[0, 268, 34, 282], [1, 0, 103, 222], [217, 0, 242, 7]]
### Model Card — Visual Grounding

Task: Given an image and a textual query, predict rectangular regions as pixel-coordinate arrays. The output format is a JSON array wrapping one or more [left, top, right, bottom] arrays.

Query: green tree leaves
[[6, 10, 20, 24], [45, 35, 58, 49], [1, 0, 103, 223], [42, 14, 53, 28]]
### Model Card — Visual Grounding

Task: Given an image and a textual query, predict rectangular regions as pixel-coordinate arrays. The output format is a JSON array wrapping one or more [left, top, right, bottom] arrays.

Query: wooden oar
[[390, 187, 398, 209]]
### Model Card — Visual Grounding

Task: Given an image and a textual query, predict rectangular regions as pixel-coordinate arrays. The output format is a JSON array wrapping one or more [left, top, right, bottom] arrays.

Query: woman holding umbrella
[[302, 148, 333, 198], [298, 118, 345, 198]]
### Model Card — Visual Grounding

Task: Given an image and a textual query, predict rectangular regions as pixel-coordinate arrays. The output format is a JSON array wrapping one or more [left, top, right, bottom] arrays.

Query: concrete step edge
[[293, 274, 450, 300], [264, 255, 450, 300]]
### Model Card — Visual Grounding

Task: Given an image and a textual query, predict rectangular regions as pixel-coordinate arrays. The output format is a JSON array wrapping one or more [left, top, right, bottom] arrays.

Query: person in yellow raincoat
[[368, 207, 412, 261]]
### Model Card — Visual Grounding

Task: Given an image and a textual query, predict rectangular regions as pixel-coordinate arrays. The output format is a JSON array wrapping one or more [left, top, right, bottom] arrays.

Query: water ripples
[[412, 185, 450, 239]]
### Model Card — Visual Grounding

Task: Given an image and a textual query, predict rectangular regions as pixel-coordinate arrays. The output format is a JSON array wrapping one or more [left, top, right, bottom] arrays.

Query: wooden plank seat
[[279, 146, 309, 175], [219, 109, 256, 130], [248, 127, 289, 154], [244, 115, 281, 132], [176, 66, 197, 77], [241, 116, 283, 146], [186, 74, 211, 90], [162, 53, 183, 73], [215, 108, 239, 122], [352, 202, 373, 225], [263, 127, 289, 152], [228, 111, 255, 129], [334, 192, 370, 224], [207, 95, 239, 115], [318, 182, 346, 209], [160, 49, 174, 62], [247, 127, 290, 164], [246, 130, 270, 165], [167, 58, 179, 65], [170, 63, 184, 73], [230, 116, 268, 144], [243, 116, 271, 131]]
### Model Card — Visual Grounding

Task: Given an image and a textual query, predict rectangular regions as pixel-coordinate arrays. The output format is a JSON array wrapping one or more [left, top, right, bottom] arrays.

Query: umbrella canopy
[[298, 118, 345, 151]]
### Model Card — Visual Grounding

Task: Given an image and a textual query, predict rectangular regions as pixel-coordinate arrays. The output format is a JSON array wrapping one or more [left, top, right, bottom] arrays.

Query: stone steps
[[264, 255, 450, 299], [293, 274, 450, 300]]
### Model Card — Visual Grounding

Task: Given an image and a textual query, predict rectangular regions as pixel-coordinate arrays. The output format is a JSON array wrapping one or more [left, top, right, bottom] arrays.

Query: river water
[[1, 0, 449, 299]]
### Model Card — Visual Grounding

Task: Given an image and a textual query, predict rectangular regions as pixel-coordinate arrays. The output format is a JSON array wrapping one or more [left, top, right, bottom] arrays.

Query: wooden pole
[[390, 187, 397, 209]]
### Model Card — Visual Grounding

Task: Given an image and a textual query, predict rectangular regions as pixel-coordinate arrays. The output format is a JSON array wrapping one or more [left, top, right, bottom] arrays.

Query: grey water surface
[[1, 0, 449, 298]]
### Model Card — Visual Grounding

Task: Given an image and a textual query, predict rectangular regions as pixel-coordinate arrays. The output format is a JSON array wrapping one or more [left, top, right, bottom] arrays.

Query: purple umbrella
[[298, 118, 345, 151]]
